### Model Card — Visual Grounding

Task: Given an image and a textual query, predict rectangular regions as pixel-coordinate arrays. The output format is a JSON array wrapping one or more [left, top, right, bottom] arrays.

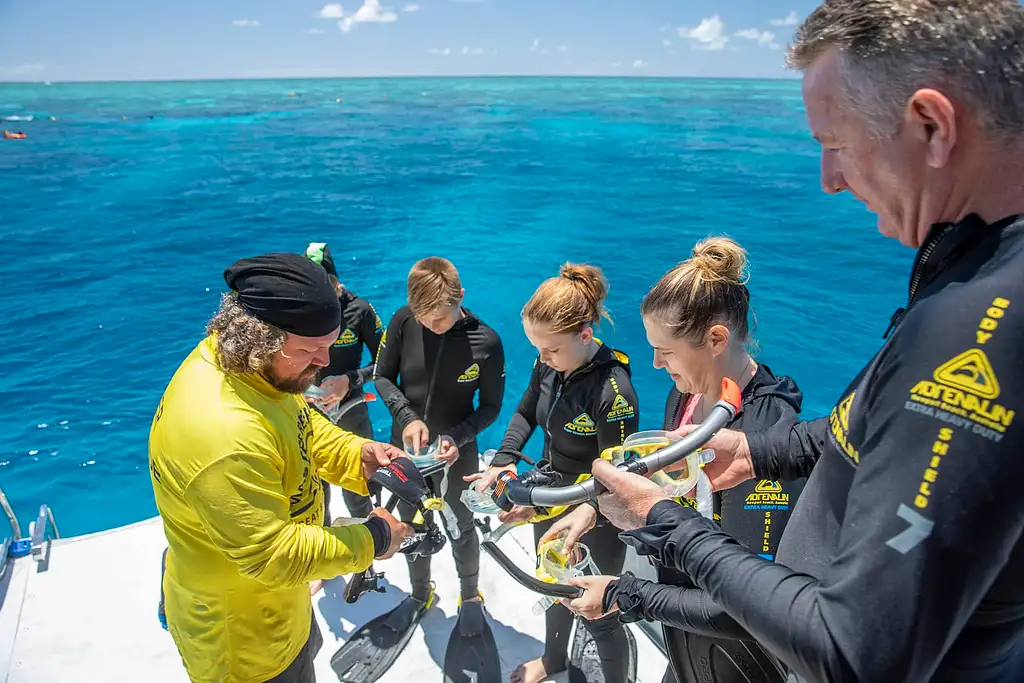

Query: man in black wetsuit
[[305, 241, 385, 522], [374, 256, 505, 606], [568, 2, 1024, 681]]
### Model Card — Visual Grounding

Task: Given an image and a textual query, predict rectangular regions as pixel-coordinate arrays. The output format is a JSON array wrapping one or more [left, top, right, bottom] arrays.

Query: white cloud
[[0, 62, 45, 77], [770, 11, 800, 27], [317, 3, 345, 18], [558, 45, 568, 53], [339, 0, 397, 32], [403, 3, 421, 11], [528, 39, 549, 54], [662, 39, 672, 47], [306, 28, 326, 34], [632, 59, 648, 69], [428, 47, 451, 55], [232, 19, 259, 27], [460, 46, 484, 55], [678, 15, 727, 50], [735, 28, 779, 48]]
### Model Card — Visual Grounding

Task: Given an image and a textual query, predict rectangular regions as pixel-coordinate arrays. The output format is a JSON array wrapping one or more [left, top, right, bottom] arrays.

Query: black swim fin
[[442, 599, 501, 683], [568, 618, 637, 683], [664, 629, 786, 683], [330, 592, 434, 683]]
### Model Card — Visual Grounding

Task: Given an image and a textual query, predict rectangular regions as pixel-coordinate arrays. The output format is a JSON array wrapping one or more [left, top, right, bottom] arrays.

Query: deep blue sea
[[0, 77, 909, 537]]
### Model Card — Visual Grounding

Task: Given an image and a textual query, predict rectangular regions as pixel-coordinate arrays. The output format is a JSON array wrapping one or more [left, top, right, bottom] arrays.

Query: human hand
[[437, 435, 460, 465], [367, 507, 413, 559], [401, 420, 430, 454], [497, 505, 537, 524], [359, 441, 403, 481], [563, 575, 618, 620], [666, 425, 753, 491], [592, 459, 670, 531], [463, 464, 516, 491], [319, 375, 351, 410], [538, 504, 597, 555]]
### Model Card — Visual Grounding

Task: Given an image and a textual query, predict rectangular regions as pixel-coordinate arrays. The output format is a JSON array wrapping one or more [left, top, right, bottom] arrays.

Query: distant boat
[[3, 130, 27, 140]]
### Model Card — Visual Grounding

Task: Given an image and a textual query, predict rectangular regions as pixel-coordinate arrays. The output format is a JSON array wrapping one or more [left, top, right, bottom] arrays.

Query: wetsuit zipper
[[422, 336, 446, 427], [543, 382, 564, 457], [883, 222, 957, 339], [542, 360, 595, 459]]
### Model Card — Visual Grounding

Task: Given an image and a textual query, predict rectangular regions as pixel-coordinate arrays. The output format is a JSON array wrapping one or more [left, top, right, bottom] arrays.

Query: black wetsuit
[[493, 344, 640, 683], [373, 305, 505, 602], [607, 213, 1024, 682], [317, 288, 384, 520], [609, 365, 805, 683]]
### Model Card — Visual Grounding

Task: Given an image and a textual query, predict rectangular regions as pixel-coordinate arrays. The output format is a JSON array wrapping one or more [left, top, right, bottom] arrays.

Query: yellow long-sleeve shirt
[[149, 335, 376, 683]]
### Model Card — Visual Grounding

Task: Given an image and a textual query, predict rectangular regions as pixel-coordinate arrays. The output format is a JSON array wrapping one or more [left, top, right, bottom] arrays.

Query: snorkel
[[489, 377, 742, 509], [472, 377, 742, 601]]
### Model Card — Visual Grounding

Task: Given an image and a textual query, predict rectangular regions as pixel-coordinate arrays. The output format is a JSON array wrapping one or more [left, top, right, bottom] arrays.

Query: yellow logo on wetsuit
[[334, 328, 359, 347], [606, 394, 635, 423], [934, 348, 1000, 398], [457, 363, 480, 383], [743, 479, 790, 510], [829, 391, 860, 465], [565, 412, 596, 435], [907, 347, 1014, 442]]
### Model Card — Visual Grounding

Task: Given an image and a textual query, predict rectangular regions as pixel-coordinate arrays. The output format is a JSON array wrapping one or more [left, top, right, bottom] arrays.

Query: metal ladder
[[0, 484, 60, 580]]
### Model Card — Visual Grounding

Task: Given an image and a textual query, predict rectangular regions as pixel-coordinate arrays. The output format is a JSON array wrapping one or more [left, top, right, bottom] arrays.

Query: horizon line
[[0, 73, 800, 87]]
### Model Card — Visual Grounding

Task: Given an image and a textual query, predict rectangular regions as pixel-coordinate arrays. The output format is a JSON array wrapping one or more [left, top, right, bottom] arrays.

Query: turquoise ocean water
[[0, 77, 908, 537]]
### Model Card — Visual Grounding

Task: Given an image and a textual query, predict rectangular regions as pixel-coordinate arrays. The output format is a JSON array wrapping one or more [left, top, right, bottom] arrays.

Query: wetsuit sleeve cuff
[[395, 408, 420, 431], [488, 451, 517, 468], [603, 572, 644, 622], [362, 516, 391, 557], [746, 431, 773, 479], [616, 500, 696, 563], [648, 498, 687, 525]]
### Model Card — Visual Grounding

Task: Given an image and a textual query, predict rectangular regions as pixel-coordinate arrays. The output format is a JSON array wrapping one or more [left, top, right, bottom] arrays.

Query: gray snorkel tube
[[491, 377, 743, 510], [477, 378, 743, 600]]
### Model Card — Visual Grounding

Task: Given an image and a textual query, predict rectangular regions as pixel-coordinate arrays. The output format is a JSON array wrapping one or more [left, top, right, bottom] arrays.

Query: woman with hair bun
[[553, 237, 807, 683], [470, 262, 640, 683]]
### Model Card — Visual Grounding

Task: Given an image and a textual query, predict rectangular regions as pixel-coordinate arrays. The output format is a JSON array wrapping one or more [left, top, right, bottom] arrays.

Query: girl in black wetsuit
[[548, 237, 806, 683], [472, 263, 640, 683]]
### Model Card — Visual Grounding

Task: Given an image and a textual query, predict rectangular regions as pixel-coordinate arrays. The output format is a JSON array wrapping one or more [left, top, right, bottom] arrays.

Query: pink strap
[[674, 393, 703, 428]]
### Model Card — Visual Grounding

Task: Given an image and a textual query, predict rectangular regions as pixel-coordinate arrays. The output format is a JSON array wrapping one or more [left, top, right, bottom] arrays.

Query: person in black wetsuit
[[471, 263, 639, 683], [566, 3, 1024, 681], [543, 237, 805, 683], [373, 256, 505, 608], [304, 241, 385, 523]]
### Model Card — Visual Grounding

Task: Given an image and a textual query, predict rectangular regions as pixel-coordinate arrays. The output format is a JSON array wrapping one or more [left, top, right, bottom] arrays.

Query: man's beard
[[265, 363, 319, 394]]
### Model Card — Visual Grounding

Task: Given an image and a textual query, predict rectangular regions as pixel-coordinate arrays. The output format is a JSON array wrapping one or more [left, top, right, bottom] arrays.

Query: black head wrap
[[224, 253, 342, 337], [305, 241, 337, 278]]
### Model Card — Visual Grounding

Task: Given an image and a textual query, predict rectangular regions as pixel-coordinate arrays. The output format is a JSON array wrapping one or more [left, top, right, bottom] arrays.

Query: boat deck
[[0, 492, 667, 682]]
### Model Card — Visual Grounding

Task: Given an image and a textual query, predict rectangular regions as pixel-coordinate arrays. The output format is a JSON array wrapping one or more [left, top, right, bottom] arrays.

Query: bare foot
[[510, 658, 550, 683], [309, 579, 324, 596]]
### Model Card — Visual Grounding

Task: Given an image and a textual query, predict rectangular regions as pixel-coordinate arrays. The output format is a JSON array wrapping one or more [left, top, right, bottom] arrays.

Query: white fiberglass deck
[[0, 492, 667, 683]]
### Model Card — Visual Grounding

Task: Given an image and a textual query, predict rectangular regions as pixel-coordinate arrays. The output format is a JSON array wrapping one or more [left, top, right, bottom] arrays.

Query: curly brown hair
[[206, 293, 286, 375]]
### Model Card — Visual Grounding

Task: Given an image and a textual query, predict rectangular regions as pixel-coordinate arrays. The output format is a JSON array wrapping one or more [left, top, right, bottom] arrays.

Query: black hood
[[745, 363, 802, 413]]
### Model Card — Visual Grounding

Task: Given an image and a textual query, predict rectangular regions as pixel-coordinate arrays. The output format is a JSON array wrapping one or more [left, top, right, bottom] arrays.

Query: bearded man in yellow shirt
[[149, 253, 412, 683]]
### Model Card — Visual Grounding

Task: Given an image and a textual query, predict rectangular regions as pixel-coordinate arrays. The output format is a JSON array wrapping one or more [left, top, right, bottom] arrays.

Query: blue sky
[[0, 0, 823, 82]]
